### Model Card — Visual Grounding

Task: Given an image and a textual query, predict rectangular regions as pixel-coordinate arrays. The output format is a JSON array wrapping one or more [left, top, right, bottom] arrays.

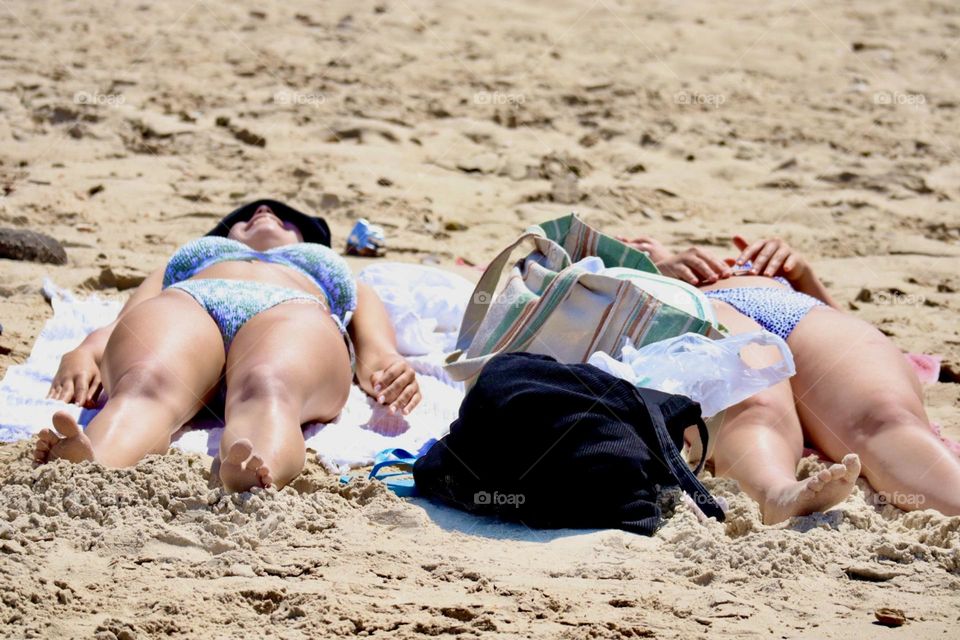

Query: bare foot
[[761, 454, 861, 525], [33, 410, 95, 464], [219, 439, 274, 492]]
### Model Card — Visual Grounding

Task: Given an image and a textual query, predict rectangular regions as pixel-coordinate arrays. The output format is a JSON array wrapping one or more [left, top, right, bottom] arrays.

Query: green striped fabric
[[445, 213, 720, 384]]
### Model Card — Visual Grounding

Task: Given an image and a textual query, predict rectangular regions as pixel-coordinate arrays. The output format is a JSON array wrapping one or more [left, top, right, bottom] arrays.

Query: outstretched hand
[[359, 353, 421, 415], [47, 348, 102, 408], [732, 235, 810, 282]]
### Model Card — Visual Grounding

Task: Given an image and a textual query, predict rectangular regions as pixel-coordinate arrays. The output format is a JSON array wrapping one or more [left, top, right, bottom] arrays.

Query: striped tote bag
[[444, 214, 721, 386]]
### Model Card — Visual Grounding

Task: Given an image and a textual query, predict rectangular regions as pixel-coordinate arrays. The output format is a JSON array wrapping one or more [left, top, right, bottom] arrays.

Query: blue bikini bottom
[[703, 286, 825, 340], [166, 279, 351, 363]]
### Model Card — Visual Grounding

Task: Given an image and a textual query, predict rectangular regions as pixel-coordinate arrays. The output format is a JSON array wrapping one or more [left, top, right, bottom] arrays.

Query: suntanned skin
[[35, 205, 420, 492], [623, 234, 960, 523]]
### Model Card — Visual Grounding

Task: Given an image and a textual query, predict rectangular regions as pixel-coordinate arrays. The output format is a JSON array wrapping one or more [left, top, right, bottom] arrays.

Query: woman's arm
[[348, 282, 421, 414], [48, 266, 166, 405]]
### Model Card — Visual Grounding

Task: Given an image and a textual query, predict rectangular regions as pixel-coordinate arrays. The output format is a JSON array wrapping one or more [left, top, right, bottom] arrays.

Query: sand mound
[[0, 442, 414, 637], [1, 443, 957, 638], [664, 471, 960, 584]]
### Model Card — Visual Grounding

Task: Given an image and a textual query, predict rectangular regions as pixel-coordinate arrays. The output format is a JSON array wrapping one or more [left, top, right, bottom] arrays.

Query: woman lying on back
[[37, 200, 420, 492], [621, 233, 960, 523]]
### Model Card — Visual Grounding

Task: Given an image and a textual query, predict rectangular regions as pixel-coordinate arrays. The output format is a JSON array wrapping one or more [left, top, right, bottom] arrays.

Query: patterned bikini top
[[163, 236, 357, 322]]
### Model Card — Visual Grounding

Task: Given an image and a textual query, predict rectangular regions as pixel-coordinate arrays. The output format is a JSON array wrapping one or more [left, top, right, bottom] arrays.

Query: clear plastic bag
[[588, 331, 796, 417]]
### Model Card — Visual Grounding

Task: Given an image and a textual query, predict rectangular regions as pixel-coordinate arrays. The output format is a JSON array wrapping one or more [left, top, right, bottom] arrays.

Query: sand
[[1, 0, 959, 637]]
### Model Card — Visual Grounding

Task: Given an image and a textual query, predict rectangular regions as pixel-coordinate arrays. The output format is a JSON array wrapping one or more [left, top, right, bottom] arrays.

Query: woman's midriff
[[187, 260, 329, 303], [698, 274, 789, 293]]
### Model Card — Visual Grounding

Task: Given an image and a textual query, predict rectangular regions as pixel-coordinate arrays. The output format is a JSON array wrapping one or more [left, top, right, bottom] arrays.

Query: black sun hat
[[206, 199, 331, 247]]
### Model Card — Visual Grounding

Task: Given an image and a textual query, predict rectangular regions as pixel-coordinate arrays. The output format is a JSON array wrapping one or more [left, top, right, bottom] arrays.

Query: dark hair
[[206, 199, 331, 247]]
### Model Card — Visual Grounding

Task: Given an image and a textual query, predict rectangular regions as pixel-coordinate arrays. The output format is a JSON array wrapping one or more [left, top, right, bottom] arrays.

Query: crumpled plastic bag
[[589, 331, 796, 417]]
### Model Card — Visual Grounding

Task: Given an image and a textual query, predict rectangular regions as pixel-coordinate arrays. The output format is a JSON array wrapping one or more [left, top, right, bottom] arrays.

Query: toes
[[825, 464, 847, 482], [34, 430, 61, 463], [37, 429, 61, 446], [841, 453, 862, 479], [224, 440, 253, 465], [257, 466, 274, 489], [33, 441, 51, 463], [51, 411, 81, 438], [248, 456, 274, 488]]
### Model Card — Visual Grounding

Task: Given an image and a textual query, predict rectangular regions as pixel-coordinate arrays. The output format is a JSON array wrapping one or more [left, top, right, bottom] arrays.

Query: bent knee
[[725, 385, 795, 424]]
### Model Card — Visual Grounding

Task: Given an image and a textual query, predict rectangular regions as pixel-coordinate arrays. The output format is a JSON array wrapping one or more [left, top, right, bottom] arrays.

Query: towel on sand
[[0, 266, 472, 471]]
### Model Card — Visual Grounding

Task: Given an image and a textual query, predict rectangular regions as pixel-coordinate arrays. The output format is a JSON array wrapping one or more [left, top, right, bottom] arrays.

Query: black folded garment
[[414, 352, 725, 534]]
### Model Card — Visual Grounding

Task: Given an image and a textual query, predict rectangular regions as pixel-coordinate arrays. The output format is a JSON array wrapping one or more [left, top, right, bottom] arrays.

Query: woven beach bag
[[444, 214, 722, 386]]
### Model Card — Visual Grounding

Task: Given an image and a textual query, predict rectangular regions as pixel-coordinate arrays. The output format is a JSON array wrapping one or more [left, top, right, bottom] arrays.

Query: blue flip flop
[[369, 448, 419, 497]]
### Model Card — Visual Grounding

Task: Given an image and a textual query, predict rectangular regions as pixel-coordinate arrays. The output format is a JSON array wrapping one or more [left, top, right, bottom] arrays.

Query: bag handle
[[445, 262, 592, 382], [644, 399, 725, 521], [454, 231, 542, 353]]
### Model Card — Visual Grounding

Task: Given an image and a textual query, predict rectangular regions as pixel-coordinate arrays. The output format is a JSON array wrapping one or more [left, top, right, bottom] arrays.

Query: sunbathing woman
[[35, 200, 421, 492], [622, 233, 960, 523]]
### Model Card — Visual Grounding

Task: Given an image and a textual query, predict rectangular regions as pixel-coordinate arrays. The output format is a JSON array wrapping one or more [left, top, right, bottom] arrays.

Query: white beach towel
[[0, 265, 471, 471]]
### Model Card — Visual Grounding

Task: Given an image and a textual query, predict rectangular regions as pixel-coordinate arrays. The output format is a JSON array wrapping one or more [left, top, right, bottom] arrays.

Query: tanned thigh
[[224, 302, 353, 423], [787, 306, 926, 453], [100, 289, 226, 411]]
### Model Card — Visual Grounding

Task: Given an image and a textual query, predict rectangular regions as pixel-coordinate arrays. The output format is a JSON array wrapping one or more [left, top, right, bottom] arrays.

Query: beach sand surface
[[0, 0, 958, 637]]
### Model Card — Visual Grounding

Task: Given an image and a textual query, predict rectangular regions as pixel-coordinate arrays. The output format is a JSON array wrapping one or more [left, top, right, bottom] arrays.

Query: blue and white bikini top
[[163, 236, 357, 322]]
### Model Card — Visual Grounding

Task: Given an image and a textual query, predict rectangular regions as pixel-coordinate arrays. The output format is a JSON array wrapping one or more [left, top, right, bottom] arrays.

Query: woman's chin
[[236, 231, 300, 250]]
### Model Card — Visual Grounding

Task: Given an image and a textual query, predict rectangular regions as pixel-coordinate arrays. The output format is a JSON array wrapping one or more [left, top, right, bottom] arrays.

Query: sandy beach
[[1, 0, 958, 637]]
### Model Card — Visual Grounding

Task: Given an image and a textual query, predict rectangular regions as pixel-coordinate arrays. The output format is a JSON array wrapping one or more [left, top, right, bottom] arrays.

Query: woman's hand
[[733, 235, 810, 282], [47, 348, 102, 407], [358, 353, 422, 415], [621, 235, 730, 285], [658, 247, 732, 285]]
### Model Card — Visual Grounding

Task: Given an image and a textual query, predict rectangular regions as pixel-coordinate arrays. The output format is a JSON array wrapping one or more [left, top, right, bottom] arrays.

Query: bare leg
[[709, 302, 859, 524], [218, 302, 352, 492], [35, 291, 225, 467], [789, 307, 960, 515]]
